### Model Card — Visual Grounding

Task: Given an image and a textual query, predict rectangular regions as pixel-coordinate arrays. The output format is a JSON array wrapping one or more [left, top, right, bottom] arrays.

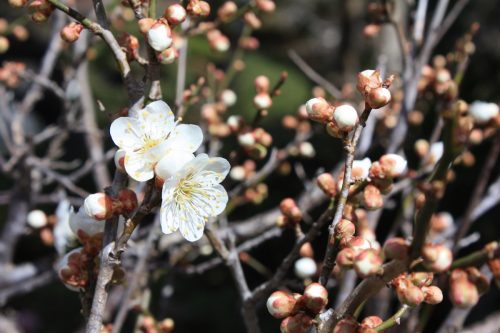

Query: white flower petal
[[136, 101, 175, 140], [110, 117, 144, 150], [124, 152, 155, 181], [179, 211, 206, 242], [160, 203, 180, 235], [155, 151, 194, 180], [191, 184, 228, 216], [165, 124, 203, 153], [192, 157, 231, 185], [69, 207, 104, 239]]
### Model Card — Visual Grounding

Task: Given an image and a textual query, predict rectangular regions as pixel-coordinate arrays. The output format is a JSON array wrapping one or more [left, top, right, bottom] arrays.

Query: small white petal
[[124, 152, 155, 181], [155, 151, 194, 180], [164, 124, 203, 153], [110, 117, 144, 150], [179, 212, 206, 242]]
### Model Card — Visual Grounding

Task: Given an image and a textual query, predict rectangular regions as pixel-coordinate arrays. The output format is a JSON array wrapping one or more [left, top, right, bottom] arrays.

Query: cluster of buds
[[277, 198, 302, 228], [356, 70, 393, 109], [391, 272, 443, 307], [253, 75, 273, 110], [0, 61, 25, 88], [26, 209, 57, 246], [418, 56, 457, 99], [60, 22, 84, 43], [467, 101, 500, 145], [333, 315, 386, 333], [421, 243, 453, 273], [237, 127, 273, 159], [305, 97, 359, 137], [449, 267, 489, 308], [336, 234, 382, 278], [139, 315, 175, 333], [267, 283, 328, 333], [119, 33, 141, 63], [28, 0, 54, 23], [229, 159, 255, 181], [83, 189, 138, 221]]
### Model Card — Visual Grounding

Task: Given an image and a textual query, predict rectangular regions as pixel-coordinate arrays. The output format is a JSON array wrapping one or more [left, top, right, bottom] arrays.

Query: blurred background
[[1, 0, 500, 332]]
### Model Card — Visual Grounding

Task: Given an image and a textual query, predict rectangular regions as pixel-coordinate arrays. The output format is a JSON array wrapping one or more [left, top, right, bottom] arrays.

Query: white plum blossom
[[160, 153, 230, 241], [469, 101, 499, 124], [110, 101, 203, 181]]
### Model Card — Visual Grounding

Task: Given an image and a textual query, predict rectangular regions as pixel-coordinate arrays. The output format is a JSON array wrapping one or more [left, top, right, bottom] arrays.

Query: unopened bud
[[255, 75, 270, 93], [367, 87, 391, 109], [114, 149, 126, 172], [280, 313, 313, 333], [83, 193, 113, 220], [207, 30, 230, 52], [333, 104, 359, 132], [9, 0, 28, 8], [352, 158, 371, 180], [305, 98, 334, 123], [253, 92, 272, 110], [158, 318, 175, 333], [0, 36, 9, 54], [396, 279, 424, 307], [469, 101, 499, 124], [60, 22, 83, 43], [164, 4, 187, 25], [299, 242, 314, 258], [218, 1, 238, 22], [449, 269, 479, 308], [378, 154, 407, 178], [301, 282, 328, 314], [357, 70, 382, 94], [317, 173, 337, 197], [422, 285, 443, 304], [256, 0, 275, 12], [422, 244, 453, 273], [336, 248, 356, 268], [333, 317, 359, 333], [361, 316, 383, 329], [383, 237, 409, 260], [334, 219, 356, 240], [354, 249, 382, 278], [27, 209, 48, 228], [362, 184, 383, 210], [147, 20, 172, 52], [138, 18, 155, 34], [244, 12, 262, 29], [157, 47, 178, 64], [267, 290, 297, 319], [294, 257, 317, 279], [187, 0, 210, 16], [221, 89, 237, 107]]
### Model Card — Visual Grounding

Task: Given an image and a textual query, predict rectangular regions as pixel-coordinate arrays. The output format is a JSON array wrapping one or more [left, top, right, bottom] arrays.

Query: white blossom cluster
[[110, 100, 230, 241]]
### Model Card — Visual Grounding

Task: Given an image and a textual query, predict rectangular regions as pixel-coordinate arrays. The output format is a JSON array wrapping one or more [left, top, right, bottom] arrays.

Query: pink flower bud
[[333, 104, 359, 132], [333, 317, 359, 333], [354, 249, 382, 278], [336, 248, 356, 268], [383, 238, 409, 260], [253, 92, 273, 109], [367, 87, 391, 109], [409, 272, 434, 288], [301, 282, 328, 314], [334, 219, 356, 240], [396, 279, 424, 307], [238, 132, 256, 147], [449, 269, 479, 308], [207, 30, 230, 52], [422, 285, 443, 304], [138, 18, 155, 34], [266, 291, 297, 319], [357, 70, 382, 94], [378, 154, 407, 178], [280, 313, 313, 333], [256, 0, 276, 12], [29, 0, 54, 23], [187, 0, 210, 16], [147, 20, 173, 52], [305, 98, 334, 123], [217, 1, 238, 22], [344, 236, 372, 253], [244, 12, 262, 29], [255, 75, 270, 93], [83, 193, 113, 220], [60, 22, 83, 43], [317, 173, 337, 197], [157, 47, 178, 64], [164, 4, 187, 25], [362, 184, 383, 210], [422, 244, 453, 273]]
